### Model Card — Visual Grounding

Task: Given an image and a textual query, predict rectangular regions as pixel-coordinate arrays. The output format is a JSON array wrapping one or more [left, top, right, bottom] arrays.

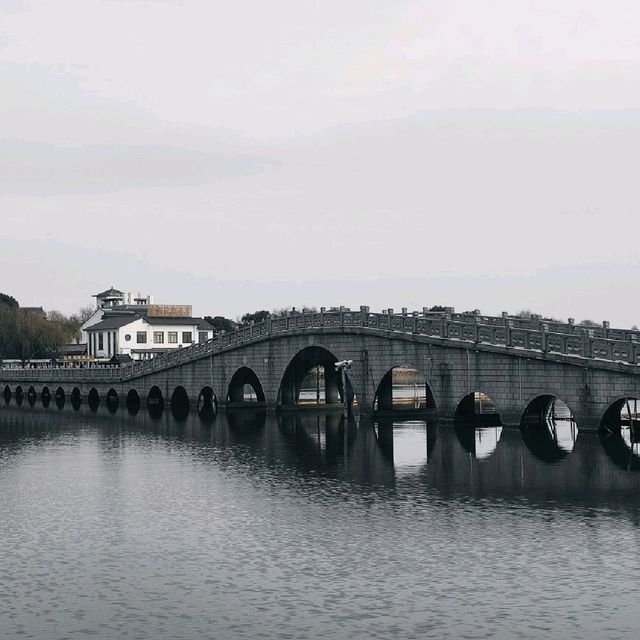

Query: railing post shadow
[[541, 323, 548, 353]]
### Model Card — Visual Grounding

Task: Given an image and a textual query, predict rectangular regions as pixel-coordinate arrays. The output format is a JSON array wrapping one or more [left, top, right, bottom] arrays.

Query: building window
[[153, 331, 164, 344], [182, 331, 193, 344], [168, 331, 178, 344], [199, 331, 208, 343], [98, 333, 104, 350], [125, 334, 131, 342], [136, 331, 147, 344]]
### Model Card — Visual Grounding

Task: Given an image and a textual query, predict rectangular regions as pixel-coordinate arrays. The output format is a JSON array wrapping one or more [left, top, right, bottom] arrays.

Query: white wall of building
[[80, 309, 105, 345], [87, 317, 214, 361]]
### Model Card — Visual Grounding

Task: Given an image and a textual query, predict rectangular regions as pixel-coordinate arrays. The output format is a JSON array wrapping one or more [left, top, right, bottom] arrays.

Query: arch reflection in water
[[15, 386, 24, 407], [520, 395, 578, 463], [197, 386, 217, 422], [453, 422, 503, 460], [87, 388, 100, 413], [27, 386, 37, 407], [70, 388, 82, 411], [54, 386, 65, 409], [41, 386, 51, 408], [126, 389, 141, 416], [147, 386, 164, 419], [106, 388, 119, 414], [454, 391, 502, 460], [227, 409, 267, 435], [373, 419, 436, 476], [600, 397, 640, 471], [278, 412, 354, 462], [2, 385, 10, 405]]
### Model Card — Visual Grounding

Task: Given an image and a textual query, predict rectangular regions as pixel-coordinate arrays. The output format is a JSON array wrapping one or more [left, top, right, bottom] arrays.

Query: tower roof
[[93, 286, 124, 299]]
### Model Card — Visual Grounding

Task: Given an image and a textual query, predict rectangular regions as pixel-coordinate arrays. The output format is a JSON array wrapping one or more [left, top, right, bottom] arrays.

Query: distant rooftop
[[94, 287, 124, 298], [58, 344, 88, 356], [22, 307, 46, 317]]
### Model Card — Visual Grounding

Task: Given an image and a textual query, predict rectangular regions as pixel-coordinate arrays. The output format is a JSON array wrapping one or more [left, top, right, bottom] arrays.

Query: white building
[[81, 287, 214, 361]]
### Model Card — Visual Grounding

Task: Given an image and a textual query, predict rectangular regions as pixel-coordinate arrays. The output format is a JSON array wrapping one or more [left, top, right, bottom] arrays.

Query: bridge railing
[[0, 367, 121, 383], [118, 309, 640, 377], [2, 307, 639, 384]]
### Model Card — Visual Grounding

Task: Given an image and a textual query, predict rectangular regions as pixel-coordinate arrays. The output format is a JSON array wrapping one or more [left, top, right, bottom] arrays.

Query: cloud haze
[[1, 0, 639, 326]]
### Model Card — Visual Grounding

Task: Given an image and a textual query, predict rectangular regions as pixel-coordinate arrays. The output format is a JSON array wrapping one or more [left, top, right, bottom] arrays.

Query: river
[[1, 404, 639, 639]]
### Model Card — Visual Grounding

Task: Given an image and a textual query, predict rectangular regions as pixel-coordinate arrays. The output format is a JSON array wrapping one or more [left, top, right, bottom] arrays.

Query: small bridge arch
[[147, 385, 164, 418], [227, 366, 265, 405], [170, 386, 190, 420]]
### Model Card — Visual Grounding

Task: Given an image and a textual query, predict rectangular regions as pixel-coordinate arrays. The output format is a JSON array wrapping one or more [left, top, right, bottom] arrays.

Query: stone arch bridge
[[2, 307, 640, 431]]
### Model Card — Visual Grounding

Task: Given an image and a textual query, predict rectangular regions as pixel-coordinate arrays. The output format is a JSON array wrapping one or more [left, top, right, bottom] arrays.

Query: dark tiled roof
[[110, 354, 132, 364], [22, 306, 46, 316], [58, 343, 88, 355], [196, 319, 214, 331], [94, 287, 124, 298], [86, 314, 142, 331]]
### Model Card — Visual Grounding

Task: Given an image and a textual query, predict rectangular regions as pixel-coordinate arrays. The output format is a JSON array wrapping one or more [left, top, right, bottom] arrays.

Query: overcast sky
[[1, 0, 639, 326]]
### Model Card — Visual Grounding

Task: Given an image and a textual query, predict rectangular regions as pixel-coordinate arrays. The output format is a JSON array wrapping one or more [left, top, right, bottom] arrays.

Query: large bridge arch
[[227, 367, 265, 405], [278, 345, 357, 408], [372, 363, 437, 414]]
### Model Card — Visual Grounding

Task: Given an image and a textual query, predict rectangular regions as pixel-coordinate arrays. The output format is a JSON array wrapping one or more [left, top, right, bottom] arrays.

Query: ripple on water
[[0, 408, 640, 639]]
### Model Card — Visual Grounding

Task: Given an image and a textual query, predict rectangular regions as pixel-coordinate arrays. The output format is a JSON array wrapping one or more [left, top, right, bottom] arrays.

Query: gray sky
[[1, 0, 639, 326]]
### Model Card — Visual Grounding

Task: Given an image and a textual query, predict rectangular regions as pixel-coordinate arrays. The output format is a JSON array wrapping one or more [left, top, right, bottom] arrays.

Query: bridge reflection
[[373, 419, 437, 473], [520, 395, 578, 463], [453, 422, 503, 460], [2, 399, 640, 512]]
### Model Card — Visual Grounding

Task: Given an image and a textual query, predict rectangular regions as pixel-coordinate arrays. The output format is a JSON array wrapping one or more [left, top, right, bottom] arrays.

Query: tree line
[[0, 293, 92, 364], [204, 307, 318, 333]]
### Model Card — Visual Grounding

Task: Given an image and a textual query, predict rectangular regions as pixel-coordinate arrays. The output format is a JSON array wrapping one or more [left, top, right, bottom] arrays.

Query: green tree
[[240, 310, 271, 325], [0, 292, 18, 308], [204, 315, 237, 333], [0, 306, 78, 364]]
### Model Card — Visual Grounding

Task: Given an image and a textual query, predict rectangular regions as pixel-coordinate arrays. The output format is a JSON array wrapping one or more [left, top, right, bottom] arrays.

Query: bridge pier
[[280, 365, 297, 406], [376, 370, 394, 411], [324, 365, 341, 405]]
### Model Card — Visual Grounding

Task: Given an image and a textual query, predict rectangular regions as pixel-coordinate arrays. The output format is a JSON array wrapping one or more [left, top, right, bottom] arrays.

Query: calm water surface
[[1, 404, 640, 640]]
